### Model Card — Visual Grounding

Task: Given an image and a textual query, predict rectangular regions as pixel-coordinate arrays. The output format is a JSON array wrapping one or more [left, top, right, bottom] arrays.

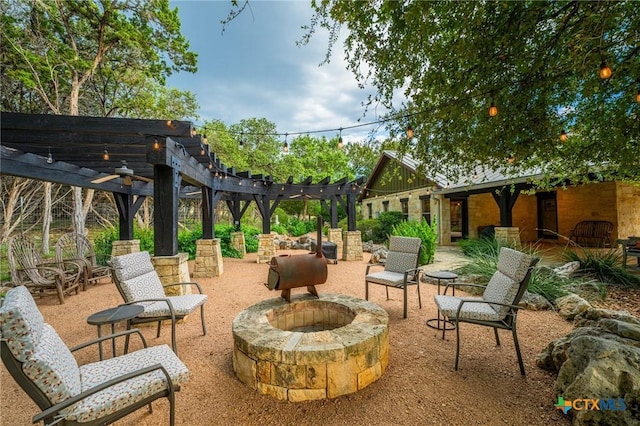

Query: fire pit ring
[[232, 293, 389, 401]]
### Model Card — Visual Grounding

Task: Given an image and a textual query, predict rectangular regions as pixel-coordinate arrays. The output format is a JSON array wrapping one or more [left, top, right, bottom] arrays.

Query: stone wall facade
[[616, 182, 640, 239], [231, 232, 246, 258], [257, 233, 276, 264], [192, 238, 223, 278], [111, 239, 140, 257], [327, 228, 343, 259], [342, 231, 363, 261], [151, 253, 191, 296]]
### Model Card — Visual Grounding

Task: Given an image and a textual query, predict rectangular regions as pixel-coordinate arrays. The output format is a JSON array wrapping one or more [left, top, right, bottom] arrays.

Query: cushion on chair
[[365, 271, 408, 287], [0, 286, 45, 362], [384, 251, 419, 274], [118, 270, 167, 304], [434, 295, 503, 321], [110, 252, 155, 282], [388, 236, 422, 254], [481, 271, 519, 318], [497, 247, 533, 282], [139, 294, 208, 318], [62, 344, 189, 422], [22, 324, 81, 404]]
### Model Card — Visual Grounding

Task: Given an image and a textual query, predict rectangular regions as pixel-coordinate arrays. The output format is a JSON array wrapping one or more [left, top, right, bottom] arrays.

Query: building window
[[367, 203, 372, 219], [400, 198, 409, 220], [420, 195, 431, 224], [382, 200, 389, 212]]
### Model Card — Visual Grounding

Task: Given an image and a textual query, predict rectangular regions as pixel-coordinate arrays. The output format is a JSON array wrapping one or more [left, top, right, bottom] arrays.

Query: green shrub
[[271, 223, 288, 235], [241, 224, 261, 253], [357, 218, 380, 242], [94, 227, 119, 265], [563, 248, 640, 288], [376, 211, 405, 242], [178, 226, 203, 260], [391, 219, 438, 265], [287, 218, 310, 237]]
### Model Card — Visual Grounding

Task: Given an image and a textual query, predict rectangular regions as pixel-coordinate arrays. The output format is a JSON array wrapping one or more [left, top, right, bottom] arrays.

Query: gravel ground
[[1, 246, 574, 426]]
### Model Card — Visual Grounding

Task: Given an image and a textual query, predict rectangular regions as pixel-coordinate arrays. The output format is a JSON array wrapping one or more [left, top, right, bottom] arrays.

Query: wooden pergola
[[0, 112, 363, 256]]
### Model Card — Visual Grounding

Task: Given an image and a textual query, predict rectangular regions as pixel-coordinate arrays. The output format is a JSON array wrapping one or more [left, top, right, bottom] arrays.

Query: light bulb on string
[[153, 139, 160, 150], [406, 125, 414, 139], [559, 130, 568, 142], [338, 128, 343, 149], [489, 101, 498, 117], [599, 60, 612, 79], [282, 133, 289, 153], [636, 90, 640, 103], [102, 145, 109, 160], [46, 146, 53, 164]]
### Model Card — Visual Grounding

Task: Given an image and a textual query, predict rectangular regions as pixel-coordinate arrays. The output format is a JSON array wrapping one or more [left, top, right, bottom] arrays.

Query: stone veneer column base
[[111, 240, 140, 257], [231, 232, 246, 258], [342, 231, 363, 261], [151, 253, 191, 296], [257, 234, 276, 264], [328, 228, 343, 260], [193, 239, 223, 278], [495, 227, 521, 247]]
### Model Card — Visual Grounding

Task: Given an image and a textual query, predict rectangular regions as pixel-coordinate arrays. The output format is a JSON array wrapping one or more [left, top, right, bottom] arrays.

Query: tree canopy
[[305, 0, 640, 184]]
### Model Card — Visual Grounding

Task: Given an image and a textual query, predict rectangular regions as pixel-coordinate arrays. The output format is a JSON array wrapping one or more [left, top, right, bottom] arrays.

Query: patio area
[[1, 247, 573, 425]]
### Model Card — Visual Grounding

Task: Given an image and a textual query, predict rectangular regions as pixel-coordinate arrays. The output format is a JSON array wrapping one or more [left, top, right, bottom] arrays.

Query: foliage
[[391, 219, 438, 265], [286, 218, 317, 237], [457, 237, 503, 259], [241, 224, 261, 253], [271, 223, 288, 235], [93, 227, 119, 265], [356, 219, 380, 243], [563, 248, 640, 288], [178, 226, 203, 260], [305, 1, 640, 184]]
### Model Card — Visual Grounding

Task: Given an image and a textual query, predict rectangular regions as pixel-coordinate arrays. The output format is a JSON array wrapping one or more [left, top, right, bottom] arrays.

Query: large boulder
[[520, 290, 553, 311], [556, 294, 592, 321], [537, 308, 640, 426], [369, 247, 388, 264]]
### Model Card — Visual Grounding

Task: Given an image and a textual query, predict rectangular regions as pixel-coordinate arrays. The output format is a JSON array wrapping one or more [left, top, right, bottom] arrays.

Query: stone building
[[359, 151, 640, 246]]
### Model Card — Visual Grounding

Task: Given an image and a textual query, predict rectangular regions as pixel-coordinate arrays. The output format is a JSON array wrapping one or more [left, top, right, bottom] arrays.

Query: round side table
[[424, 270, 458, 331], [87, 304, 144, 360]]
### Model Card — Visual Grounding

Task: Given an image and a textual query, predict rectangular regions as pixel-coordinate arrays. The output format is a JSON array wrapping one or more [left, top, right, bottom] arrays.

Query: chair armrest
[[32, 363, 176, 424], [365, 263, 384, 275], [163, 282, 205, 294], [442, 282, 486, 295], [69, 329, 148, 353], [403, 267, 422, 282]]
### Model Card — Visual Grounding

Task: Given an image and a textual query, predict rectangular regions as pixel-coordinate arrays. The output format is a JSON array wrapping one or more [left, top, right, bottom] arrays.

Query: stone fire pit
[[232, 293, 389, 401]]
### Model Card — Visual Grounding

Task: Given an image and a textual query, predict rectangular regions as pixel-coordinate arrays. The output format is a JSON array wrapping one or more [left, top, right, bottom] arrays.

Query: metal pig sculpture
[[266, 218, 328, 302]]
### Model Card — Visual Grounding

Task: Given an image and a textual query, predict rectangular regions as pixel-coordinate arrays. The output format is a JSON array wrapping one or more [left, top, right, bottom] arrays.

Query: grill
[[266, 218, 328, 302]]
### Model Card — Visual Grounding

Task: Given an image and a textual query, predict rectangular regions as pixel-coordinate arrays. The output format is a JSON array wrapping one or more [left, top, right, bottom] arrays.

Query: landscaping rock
[[520, 291, 553, 311], [362, 240, 375, 253], [552, 261, 581, 278], [369, 247, 388, 264], [537, 308, 640, 426], [556, 294, 591, 321]]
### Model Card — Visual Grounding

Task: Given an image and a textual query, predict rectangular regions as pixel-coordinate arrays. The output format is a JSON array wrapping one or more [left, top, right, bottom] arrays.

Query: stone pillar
[[342, 231, 363, 261], [256, 234, 276, 264], [111, 240, 140, 257], [231, 232, 246, 258], [193, 239, 223, 278], [328, 228, 343, 259], [495, 227, 521, 247], [151, 253, 191, 296]]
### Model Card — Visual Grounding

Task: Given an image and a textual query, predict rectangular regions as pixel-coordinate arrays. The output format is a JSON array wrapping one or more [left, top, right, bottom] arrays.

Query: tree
[[1, 0, 198, 239], [305, 1, 640, 184]]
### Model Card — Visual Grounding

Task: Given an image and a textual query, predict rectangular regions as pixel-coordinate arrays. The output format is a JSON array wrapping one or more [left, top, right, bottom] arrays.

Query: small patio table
[[424, 270, 458, 331], [87, 304, 144, 360]]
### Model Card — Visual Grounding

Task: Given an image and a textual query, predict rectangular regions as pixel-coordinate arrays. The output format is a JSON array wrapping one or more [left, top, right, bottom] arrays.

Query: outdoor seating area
[[569, 220, 614, 248], [1, 247, 577, 425]]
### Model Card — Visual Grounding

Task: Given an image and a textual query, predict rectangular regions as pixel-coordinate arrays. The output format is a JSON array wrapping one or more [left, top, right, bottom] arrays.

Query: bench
[[569, 220, 614, 247], [617, 237, 640, 269]]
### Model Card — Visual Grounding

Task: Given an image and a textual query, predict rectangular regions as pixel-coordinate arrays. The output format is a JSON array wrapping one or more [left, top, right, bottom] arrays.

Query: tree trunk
[[42, 182, 52, 255], [1, 177, 35, 243], [72, 186, 86, 236]]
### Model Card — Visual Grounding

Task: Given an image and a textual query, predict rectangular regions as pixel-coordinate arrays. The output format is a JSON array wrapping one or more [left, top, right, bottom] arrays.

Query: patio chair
[[8, 235, 81, 304], [434, 247, 539, 375], [0, 285, 188, 426], [365, 236, 422, 318], [109, 251, 208, 355], [55, 232, 111, 291]]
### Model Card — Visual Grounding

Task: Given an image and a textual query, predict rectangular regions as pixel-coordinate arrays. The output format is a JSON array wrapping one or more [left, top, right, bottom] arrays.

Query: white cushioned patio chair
[[0, 285, 189, 426], [365, 236, 422, 318], [434, 247, 539, 375], [109, 251, 208, 355]]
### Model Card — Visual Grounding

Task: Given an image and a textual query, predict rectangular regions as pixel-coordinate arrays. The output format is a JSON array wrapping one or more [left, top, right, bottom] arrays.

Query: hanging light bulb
[[203, 133, 208, 144], [153, 139, 160, 149], [46, 146, 53, 164], [406, 125, 414, 139], [208, 162, 213, 170], [489, 101, 498, 117], [559, 130, 568, 142], [506, 154, 515, 164], [103, 145, 109, 161], [200, 146, 206, 155], [191, 128, 197, 137], [636, 90, 640, 103], [283, 133, 289, 153], [338, 128, 344, 149], [599, 60, 612, 79]]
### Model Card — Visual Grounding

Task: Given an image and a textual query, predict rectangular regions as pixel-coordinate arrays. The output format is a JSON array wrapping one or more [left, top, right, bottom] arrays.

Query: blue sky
[[167, 0, 388, 142]]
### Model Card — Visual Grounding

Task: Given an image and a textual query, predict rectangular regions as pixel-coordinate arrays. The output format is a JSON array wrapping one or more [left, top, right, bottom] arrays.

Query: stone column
[[257, 234, 276, 264], [151, 253, 191, 296], [231, 232, 246, 258], [342, 231, 363, 261], [328, 228, 343, 259], [111, 239, 140, 257], [495, 227, 521, 247], [193, 238, 223, 278]]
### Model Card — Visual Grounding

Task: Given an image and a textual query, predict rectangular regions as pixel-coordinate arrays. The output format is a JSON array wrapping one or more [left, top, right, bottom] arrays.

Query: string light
[[166, 120, 175, 128], [283, 133, 289, 153], [636, 90, 640, 103], [153, 139, 160, 149], [200, 146, 206, 155], [489, 101, 498, 117], [599, 60, 612, 79], [203, 134, 208, 144], [46, 146, 53, 164], [559, 130, 568, 142], [338, 128, 343, 149], [102, 145, 109, 160], [406, 125, 414, 139]]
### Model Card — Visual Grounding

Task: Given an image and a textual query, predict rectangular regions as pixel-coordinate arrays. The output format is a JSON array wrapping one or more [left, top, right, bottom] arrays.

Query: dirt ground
[[1, 246, 579, 426]]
